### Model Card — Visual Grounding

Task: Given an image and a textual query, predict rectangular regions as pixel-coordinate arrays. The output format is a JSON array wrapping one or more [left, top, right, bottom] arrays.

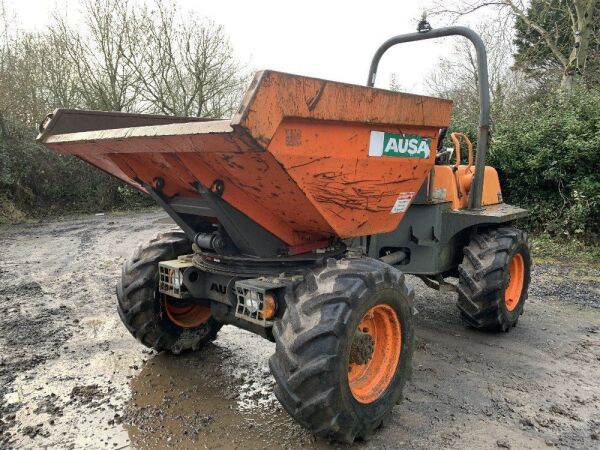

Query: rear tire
[[116, 231, 221, 353], [269, 257, 414, 443], [457, 227, 531, 332]]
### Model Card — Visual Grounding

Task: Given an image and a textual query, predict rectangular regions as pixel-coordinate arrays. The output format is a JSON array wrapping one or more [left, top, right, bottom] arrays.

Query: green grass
[[530, 233, 600, 267]]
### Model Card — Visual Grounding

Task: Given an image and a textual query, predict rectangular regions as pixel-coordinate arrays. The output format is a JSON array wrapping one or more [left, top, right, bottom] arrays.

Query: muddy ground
[[0, 211, 599, 450]]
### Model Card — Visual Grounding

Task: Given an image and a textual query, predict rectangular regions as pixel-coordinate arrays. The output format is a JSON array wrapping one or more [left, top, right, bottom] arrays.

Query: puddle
[[5, 323, 141, 449], [123, 327, 329, 449]]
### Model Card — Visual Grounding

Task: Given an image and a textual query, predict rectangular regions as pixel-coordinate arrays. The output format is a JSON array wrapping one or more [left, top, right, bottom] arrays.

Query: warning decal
[[391, 192, 414, 214]]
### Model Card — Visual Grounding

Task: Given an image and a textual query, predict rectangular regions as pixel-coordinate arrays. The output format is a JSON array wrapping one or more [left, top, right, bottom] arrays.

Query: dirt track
[[1, 211, 599, 449]]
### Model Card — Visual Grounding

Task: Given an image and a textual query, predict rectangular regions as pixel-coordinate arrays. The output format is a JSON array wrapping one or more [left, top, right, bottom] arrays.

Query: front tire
[[269, 257, 414, 443], [457, 227, 531, 332], [116, 231, 221, 353]]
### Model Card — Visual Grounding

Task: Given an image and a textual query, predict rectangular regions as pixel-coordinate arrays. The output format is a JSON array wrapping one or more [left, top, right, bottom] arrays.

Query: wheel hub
[[505, 252, 525, 311], [348, 304, 402, 404], [349, 330, 374, 365], [163, 295, 211, 329]]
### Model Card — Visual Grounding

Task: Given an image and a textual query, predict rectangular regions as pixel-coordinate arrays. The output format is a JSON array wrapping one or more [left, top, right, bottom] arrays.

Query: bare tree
[[46, 0, 247, 117], [0, 0, 17, 133], [0, 19, 48, 129], [389, 73, 407, 92], [50, 0, 142, 112], [123, 1, 247, 117], [43, 31, 85, 109], [426, 18, 515, 98], [0, 0, 249, 219], [424, 18, 532, 146], [431, 0, 598, 90]]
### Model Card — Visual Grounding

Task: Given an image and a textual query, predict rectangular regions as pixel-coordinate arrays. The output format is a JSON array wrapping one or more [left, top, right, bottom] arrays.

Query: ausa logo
[[210, 283, 227, 294], [369, 131, 431, 159]]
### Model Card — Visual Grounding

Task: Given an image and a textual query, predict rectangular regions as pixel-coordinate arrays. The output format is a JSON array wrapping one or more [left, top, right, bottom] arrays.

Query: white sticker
[[369, 131, 385, 156], [391, 192, 414, 214]]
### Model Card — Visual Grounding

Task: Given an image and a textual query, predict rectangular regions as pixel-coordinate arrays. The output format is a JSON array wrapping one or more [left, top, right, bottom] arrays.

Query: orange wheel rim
[[348, 304, 402, 404], [163, 295, 211, 328], [505, 253, 525, 311]]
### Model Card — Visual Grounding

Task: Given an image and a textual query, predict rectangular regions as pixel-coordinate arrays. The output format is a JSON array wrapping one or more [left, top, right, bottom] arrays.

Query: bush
[[0, 119, 153, 220], [488, 85, 600, 240]]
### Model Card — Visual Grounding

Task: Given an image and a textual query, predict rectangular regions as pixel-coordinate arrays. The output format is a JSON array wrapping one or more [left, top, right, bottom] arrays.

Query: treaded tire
[[116, 231, 221, 353], [269, 257, 414, 443], [457, 227, 531, 332]]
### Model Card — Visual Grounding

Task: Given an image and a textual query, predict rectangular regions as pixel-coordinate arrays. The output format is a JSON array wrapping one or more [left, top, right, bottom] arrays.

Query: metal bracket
[[138, 179, 196, 240], [137, 177, 286, 258], [193, 182, 286, 257]]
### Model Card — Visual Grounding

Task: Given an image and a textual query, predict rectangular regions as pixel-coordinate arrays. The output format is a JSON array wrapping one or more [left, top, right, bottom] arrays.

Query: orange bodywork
[[431, 132, 502, 209], [432, 165, 502, 209], [268, 120, 438, 238], [40, 71, 453, 246]]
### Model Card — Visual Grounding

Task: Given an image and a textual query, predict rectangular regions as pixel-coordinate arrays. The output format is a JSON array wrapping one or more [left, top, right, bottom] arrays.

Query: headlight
[[245, 290, 262, 313], [171, 269, 184, 291], [234, 280, 280, 325]]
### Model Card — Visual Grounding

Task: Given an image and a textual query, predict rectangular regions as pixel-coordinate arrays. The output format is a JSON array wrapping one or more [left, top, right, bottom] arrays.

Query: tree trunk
[[561, 0, 597, 90]]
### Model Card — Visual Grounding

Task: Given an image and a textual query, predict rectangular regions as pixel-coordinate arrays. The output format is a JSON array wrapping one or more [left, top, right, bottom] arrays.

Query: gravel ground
[[0, 211, 599, 449]]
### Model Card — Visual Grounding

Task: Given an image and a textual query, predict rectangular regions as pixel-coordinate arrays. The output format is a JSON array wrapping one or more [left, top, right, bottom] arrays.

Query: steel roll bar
[[367, 25, 490, 210]]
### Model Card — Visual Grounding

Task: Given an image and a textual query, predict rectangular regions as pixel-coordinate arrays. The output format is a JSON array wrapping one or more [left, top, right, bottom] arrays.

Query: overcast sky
[[7, 0, 482, 95]]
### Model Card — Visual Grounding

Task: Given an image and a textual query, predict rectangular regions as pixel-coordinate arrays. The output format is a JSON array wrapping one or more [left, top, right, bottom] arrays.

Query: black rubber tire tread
[[457, 227, 531, 332], [116, 231, 221, 353], [269, 257, 414, 443]]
